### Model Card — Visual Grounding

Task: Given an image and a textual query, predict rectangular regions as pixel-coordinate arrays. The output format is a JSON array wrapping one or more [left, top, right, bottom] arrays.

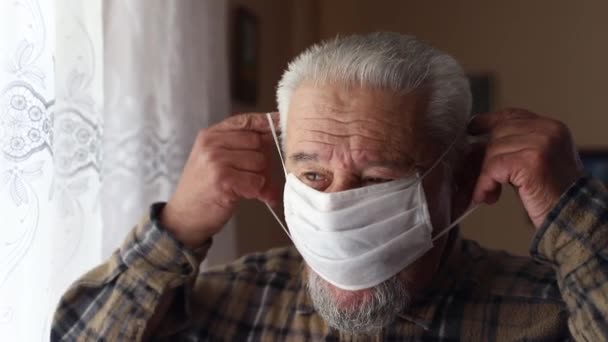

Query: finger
[[490, 118, 570, 145], [219, 150, 267, 172], [259, 174, 283, 207], [260, 131, 276, 145], [217, 112, 280, 133], [489, 118, 565, 141], [210, 130, 278, 155], [267, 111, 280, 131], [204, 130, 263, 150], [472, 176, 502, 205], [472, 168, 503, 205], [221, 167, 266, 200], [468, 108, 537, 135], [472, 151, 522, 204], [484, 134, 548, 156]]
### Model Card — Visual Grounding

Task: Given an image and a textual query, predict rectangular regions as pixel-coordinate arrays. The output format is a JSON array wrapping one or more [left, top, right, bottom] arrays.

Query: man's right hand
[[160, 112, 281, 249]]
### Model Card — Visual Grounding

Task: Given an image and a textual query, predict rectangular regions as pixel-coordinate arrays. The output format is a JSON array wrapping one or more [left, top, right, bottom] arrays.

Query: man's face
[[284, 82, 455, 332]]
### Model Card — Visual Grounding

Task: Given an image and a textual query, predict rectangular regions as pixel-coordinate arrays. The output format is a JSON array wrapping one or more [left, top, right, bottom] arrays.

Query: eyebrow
[[289, 152, 318, 163], [288, 152, 414, 170]]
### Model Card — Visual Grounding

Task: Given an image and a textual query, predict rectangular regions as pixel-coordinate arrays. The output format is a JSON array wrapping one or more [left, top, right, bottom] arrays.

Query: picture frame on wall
[[231, 6, 259, 105], [579, 149, 608, 185], [467, 73, 494, 116]]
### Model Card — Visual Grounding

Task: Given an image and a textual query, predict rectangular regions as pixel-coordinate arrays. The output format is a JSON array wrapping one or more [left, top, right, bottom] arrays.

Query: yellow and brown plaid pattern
[[52, 177, 608, 341]]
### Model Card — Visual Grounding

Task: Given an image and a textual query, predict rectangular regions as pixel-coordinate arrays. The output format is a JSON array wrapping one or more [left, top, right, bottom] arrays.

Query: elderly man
[[52, 32, 607, 341]]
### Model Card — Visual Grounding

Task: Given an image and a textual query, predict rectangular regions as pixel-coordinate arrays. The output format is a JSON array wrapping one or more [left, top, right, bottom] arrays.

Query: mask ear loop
[[265, 113, 292, 239], [267, 113, 287, 177], [431, 203, 479, 242], [419, 136, 458, 180], [423, 120, 481, 242], [421, 113, 480, 180]]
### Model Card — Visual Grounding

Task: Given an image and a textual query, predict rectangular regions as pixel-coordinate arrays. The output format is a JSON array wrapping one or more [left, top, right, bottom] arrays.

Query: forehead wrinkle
[[298, 115, 396, 129], [288, 143, 413, 173], [304, 86, 414, 121], [295, 132, 387, 155], [286, 84, 426, 171], [288, 128, 416, 174], [294, 125, 412, 160], [303, 129, 385, 144], [296, 115, 403, 137], [293, 119, 404, 151], [349, 148, 415, 170]]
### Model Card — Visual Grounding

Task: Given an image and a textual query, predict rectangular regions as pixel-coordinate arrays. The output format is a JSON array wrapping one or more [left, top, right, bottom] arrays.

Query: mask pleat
[[264, 112, 477, 291]]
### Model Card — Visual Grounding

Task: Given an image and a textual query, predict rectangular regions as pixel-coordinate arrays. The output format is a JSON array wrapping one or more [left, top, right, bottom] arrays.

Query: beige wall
[[228, 0, 318, 256], [317, 0, 608, 255], [229, 0, 608, 256]]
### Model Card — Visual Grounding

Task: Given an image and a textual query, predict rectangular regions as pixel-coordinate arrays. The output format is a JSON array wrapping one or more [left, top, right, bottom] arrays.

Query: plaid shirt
[[52, 176, 608, 341]]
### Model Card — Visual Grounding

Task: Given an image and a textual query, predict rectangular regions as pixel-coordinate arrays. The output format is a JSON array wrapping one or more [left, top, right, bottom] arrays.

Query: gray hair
[[306, 270, 410, 334], [276, 32, 472, 166]]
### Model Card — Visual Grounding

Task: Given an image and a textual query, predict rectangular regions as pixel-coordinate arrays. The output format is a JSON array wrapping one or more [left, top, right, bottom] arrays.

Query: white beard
[[306, 270, 411, 335]]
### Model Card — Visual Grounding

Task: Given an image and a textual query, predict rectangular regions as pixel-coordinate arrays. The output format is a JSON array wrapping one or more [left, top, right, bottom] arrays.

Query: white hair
[[306, 270, 410, 334], [276, 32, 472, 165]]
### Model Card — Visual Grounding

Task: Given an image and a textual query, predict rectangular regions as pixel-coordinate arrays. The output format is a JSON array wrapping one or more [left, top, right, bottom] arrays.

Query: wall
[[228, 0, 608, 256], [318, 0, 608, 255], [228, 0, 318, 256]]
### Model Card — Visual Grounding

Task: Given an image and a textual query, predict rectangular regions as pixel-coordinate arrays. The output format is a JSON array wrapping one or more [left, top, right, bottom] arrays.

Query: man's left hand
[[468, 108, 585, 229]]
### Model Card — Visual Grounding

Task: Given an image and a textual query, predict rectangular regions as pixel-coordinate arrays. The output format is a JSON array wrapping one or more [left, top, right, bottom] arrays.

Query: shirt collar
[[397, 231, 476, 330], [294, 229, 477, 331], [294, 264, 316, 315]]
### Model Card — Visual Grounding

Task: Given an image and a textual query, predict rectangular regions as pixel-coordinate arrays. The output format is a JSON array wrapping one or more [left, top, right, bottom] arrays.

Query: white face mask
[[264, 113, 477, 291]]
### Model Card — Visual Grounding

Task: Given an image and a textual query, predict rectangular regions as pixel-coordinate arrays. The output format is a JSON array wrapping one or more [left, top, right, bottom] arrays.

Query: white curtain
[[0, 0, 236, 340]]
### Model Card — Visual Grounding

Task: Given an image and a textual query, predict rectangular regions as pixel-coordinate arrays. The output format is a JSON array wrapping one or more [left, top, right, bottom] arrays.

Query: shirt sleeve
[[51, 203, 210, 341], [530, 176, 608, 342]]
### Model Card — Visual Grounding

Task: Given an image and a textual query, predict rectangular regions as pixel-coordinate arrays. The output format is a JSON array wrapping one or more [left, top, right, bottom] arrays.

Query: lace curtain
[[0, 0, 235, 340]]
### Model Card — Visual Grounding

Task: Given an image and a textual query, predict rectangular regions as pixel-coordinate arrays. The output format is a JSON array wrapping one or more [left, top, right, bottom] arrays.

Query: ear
[[450, 137, 485, 219]]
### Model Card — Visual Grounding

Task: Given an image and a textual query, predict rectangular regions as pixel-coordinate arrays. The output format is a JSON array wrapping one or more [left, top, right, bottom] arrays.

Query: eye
[[299, 171, 330, 190], [303, 172, 324, 182]]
